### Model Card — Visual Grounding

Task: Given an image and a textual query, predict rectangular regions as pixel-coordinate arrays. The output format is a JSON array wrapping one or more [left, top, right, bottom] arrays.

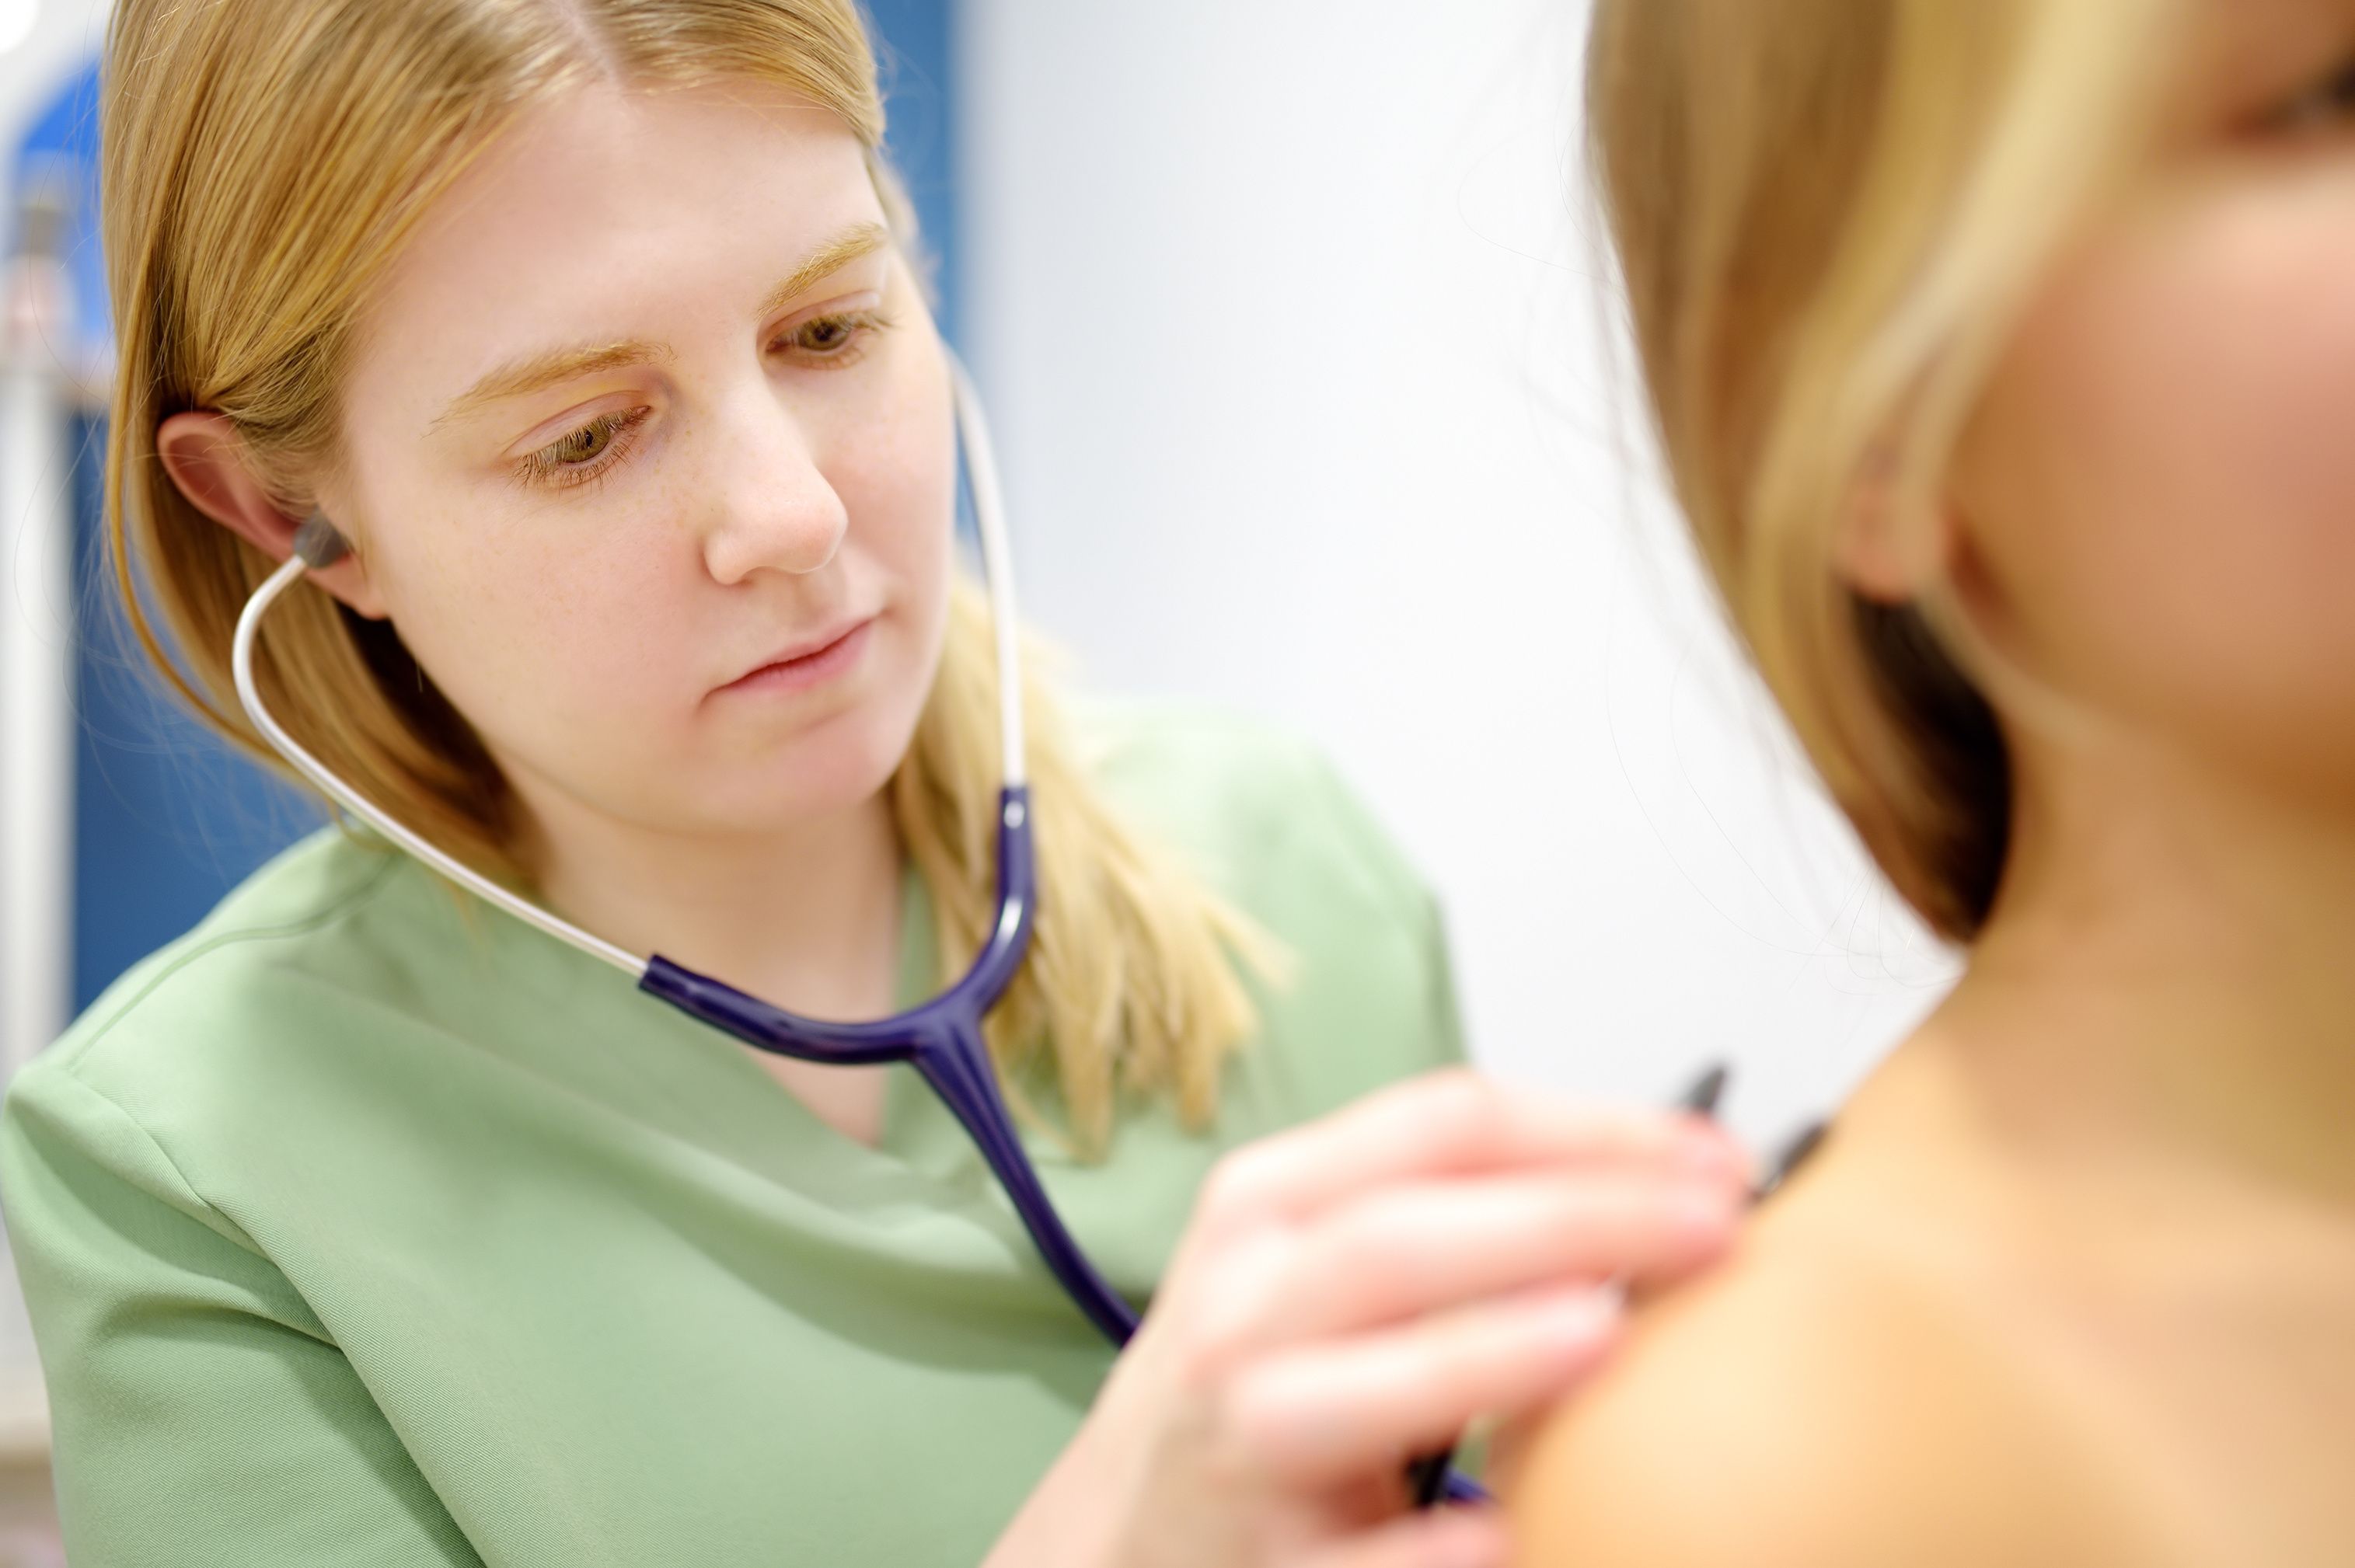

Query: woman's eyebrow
[[433, 222, 893, 430], [753, 220, 891, 321], [434, 340, 675, 430]]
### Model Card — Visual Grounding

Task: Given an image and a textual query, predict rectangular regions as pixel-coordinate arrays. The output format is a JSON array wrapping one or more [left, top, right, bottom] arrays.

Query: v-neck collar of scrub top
[[424, 852, 1035, 1228], [675, 862, 1017, 1188]]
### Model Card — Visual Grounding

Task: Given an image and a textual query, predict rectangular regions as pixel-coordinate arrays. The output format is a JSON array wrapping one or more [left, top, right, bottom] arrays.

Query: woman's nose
[[697, 398, 851, 584]]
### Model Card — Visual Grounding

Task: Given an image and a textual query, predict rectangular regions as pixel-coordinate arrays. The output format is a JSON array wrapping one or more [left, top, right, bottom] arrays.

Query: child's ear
[[1837, 442, 1957, 605], [155, 412, 387, 618]]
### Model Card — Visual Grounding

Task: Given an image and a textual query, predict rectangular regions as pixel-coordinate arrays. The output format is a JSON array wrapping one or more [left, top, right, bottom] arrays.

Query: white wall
[[958, 0, 1955, 1146], [0, 0, 105, 157]]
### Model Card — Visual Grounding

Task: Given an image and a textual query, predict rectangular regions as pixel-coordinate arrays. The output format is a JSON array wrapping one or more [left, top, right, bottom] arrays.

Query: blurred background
[[0, 0, 1952, 1551]]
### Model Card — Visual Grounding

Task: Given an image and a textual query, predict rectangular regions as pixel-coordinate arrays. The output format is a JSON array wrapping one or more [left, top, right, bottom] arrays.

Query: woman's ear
[[155, 412, 388, 619], [1837, 442, 1958, 606]]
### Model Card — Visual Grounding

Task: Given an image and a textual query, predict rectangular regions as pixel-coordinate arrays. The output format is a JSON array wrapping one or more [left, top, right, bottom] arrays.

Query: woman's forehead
[[348, 84, 883, 420], [404, 81, 871, 273]]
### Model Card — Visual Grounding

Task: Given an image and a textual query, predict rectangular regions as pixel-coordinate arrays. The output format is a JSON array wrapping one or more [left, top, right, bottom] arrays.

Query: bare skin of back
[[1509, 1002, 2355, 1568]]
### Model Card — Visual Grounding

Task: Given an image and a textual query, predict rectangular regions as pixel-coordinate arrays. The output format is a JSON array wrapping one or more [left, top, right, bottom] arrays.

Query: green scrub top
[[0, 710, 1464, 1566]]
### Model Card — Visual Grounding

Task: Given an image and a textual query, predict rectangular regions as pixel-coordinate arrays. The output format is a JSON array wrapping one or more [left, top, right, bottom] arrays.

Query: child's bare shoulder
[[1506, 1175, 2169, 1568]]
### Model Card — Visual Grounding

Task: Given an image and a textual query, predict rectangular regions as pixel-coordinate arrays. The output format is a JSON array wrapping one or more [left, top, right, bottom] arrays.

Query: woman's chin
[[706, 712, 923, 832]]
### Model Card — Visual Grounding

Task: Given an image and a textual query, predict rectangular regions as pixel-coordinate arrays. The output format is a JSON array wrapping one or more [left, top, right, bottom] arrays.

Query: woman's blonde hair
[[1586, 0, 2190, 939], [103, 0, 1265, 1152]]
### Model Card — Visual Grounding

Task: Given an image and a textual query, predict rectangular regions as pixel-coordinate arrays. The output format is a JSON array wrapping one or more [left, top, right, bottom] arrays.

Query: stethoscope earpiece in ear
[[292, 512, 351, 570]]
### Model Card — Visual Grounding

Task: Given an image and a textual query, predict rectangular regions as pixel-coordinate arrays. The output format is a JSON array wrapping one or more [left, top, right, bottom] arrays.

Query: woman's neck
[[1877, 740, 2355, 1204], [518, 782, 907, 1023]]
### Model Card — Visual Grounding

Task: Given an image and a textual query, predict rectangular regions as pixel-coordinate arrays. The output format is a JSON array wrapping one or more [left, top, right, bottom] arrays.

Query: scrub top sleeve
[[1298, 744, 1474, 1073], [1419, 889, 1471, 1070], [0, 1064, 482, 1568]]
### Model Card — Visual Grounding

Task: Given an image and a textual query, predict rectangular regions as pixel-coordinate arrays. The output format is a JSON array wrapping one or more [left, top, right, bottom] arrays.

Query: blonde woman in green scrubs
[[0, 3, 1750, 1563]]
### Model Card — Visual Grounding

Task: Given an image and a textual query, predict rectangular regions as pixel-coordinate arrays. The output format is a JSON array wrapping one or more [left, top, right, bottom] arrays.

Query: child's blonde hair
[[1586, 0, 2189, 938]]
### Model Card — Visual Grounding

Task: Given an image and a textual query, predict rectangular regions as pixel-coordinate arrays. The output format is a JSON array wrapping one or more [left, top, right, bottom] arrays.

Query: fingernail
[[1676, 1127, 1754, 1186], [1545, 1288, 1622, 1347], [1673, 1185, 1742, 1242]]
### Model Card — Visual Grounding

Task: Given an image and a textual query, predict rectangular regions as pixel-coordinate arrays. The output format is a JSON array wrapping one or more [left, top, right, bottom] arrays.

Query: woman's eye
[[799, 316, 857, 354], [548, 421, 618, 464], [516, 408, 645, 489], [780, 308, 890, 363]]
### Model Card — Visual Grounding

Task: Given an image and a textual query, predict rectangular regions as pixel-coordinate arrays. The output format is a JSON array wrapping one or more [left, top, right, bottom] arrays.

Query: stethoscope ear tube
[[292, 514, 351, 568]]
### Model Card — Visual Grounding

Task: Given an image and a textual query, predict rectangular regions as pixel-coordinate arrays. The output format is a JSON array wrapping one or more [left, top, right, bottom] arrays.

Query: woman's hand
[[984, 1069, 1750, 1568]]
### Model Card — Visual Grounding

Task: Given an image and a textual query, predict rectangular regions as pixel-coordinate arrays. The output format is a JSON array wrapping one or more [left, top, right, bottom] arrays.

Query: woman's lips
[[715, 618, 876, 698]]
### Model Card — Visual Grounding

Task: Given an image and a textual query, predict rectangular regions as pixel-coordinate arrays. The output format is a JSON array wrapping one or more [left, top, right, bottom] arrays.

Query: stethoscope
[[232, 353, 1487, 1505]]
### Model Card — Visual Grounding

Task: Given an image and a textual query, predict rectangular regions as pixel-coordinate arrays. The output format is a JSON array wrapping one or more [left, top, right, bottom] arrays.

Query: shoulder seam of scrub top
[[21, 1059, 285, 1267], [44, 846, 405, 1076]]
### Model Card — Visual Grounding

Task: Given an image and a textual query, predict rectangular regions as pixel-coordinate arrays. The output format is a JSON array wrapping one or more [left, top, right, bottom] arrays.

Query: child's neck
[[1875, 737, 2355, 1207]]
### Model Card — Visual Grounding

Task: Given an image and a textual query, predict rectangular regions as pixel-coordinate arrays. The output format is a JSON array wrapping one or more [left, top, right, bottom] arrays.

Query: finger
[[1290, 1510, 1507, 1568], [1190, 1071, 1748, 1245], [1224, 1285, 1622, 1491], [1251, 1171, 1739, 1347]]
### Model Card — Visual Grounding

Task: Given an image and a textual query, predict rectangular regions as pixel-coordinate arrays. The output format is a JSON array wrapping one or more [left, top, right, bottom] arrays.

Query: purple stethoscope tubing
[[635, 782, 1144, 1345], [231, 352, 1484, 1507]]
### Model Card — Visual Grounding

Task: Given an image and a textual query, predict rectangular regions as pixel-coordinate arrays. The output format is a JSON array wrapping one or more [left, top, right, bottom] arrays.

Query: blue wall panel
[[68, 415, 319, 1008], [865, 0, 963, 343]]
